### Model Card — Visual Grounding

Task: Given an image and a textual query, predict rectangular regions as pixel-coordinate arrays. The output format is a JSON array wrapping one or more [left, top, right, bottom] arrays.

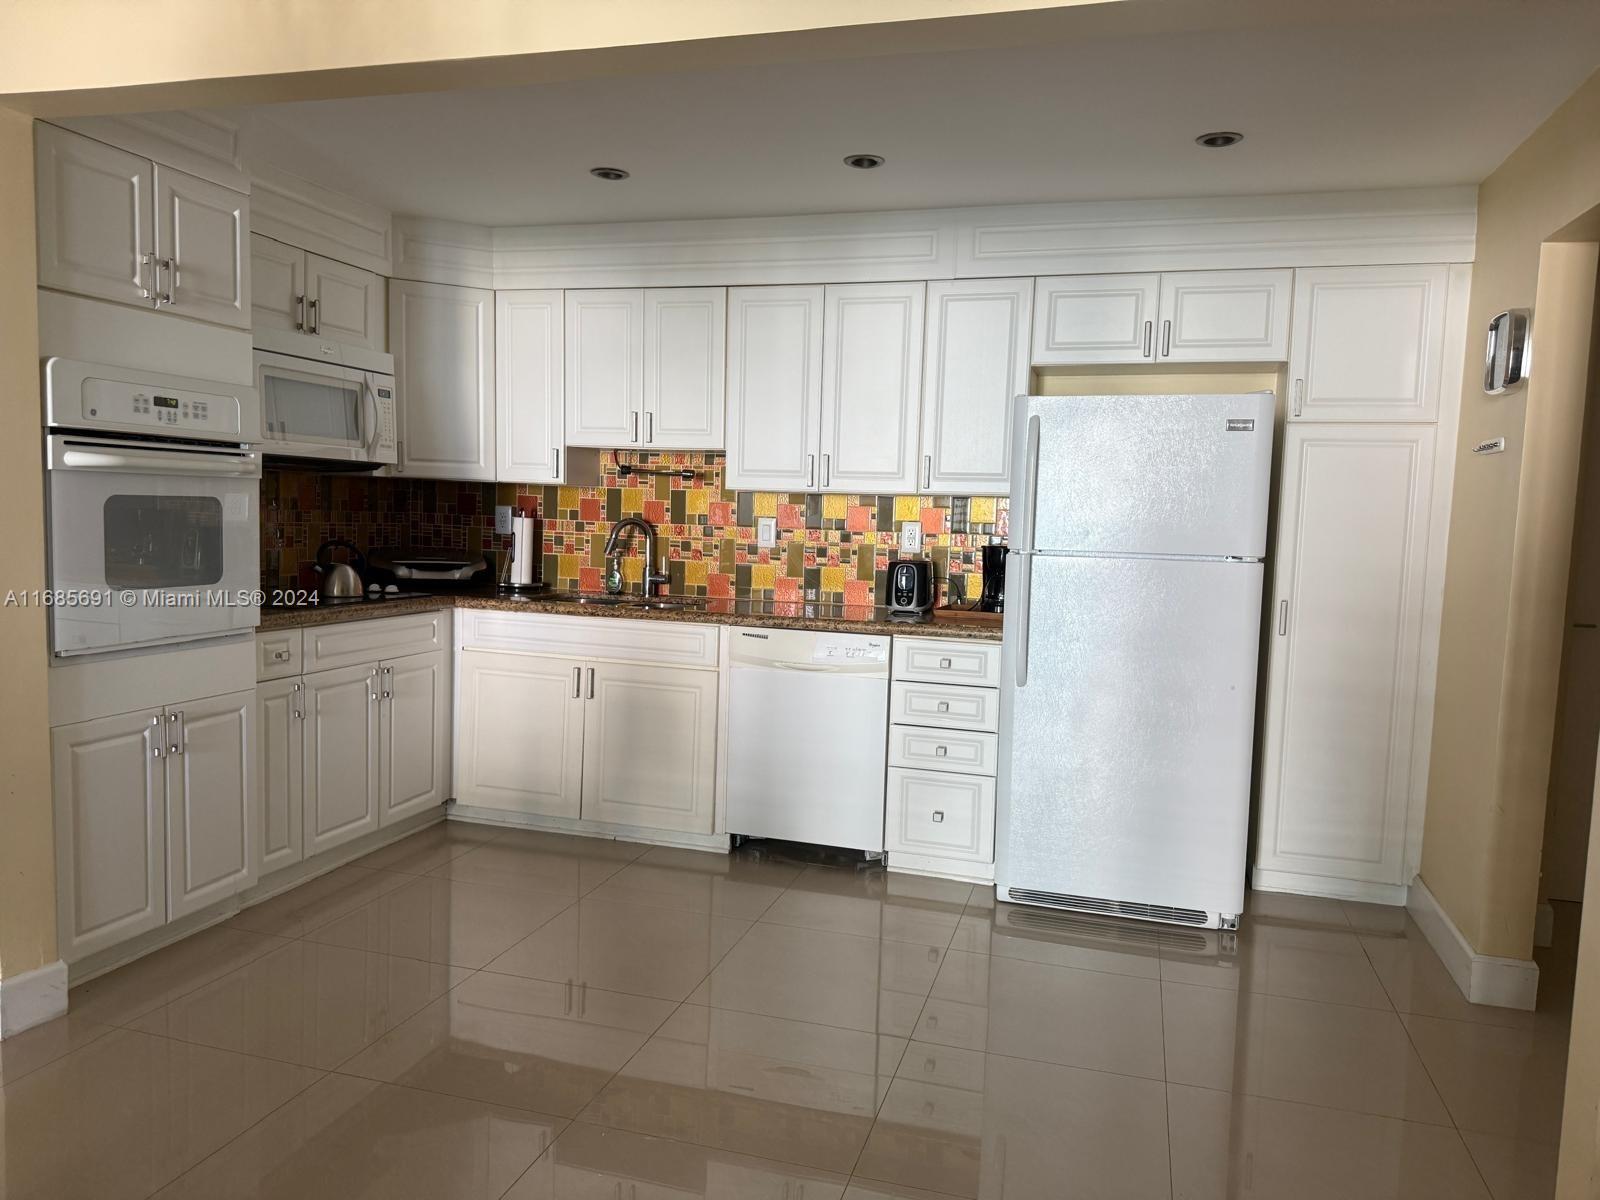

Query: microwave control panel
[[82, 378, 241, 436], [374, 383, 397, 455]]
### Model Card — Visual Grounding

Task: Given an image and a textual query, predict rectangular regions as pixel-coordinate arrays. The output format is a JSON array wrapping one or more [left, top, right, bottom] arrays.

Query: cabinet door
[[379, 651, 449, 826], [580, 662, 717, 834], [1254, 424, 1437, 887], [35, 124, 153, 308], [1031, 274, 1160, 365], [1157, 269, 1291, 362], [51, 709, 166, 962], [565, 288, 645, 447], [389, 279, 497, 480], [725, 285, 825, 491], [920, 278, 1032, 496], [256, 676, 304, 876], [306, 253, 385, 349], [1287, 265, 1449, 422], [455, 650, 585, 818], [643, 287, 726, 449], [154, 165, 250, 329], [166, 690, 256, 920], [303, 664, 382, 856], [885, 767, 996, 863], [819, 282, 925, 494], [249, 234, 306, 337], [496, 289, 565, 483]]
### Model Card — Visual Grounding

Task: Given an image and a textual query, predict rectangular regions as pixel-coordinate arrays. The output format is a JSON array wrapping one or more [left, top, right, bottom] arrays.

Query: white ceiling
[[223, 3, 1600, 227]]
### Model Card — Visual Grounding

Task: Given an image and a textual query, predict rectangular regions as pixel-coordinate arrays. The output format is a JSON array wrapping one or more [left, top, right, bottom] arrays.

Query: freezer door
[[997, 553, 1264, 922], [1010, 392, 1274, 558]]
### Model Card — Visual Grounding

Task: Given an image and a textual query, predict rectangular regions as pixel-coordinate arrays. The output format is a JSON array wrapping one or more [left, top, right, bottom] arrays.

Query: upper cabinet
[[1032, 269, 1291, 365], [389, 279, 496, 481], [250, 234, 385, 354], [726, 283, 924, 493], [36, 123, 250, 330], [920, 278, 1033, 496], [496, 289, 565, 484], [565, 287, 726, 449], [1287, 265, 1449, 422]]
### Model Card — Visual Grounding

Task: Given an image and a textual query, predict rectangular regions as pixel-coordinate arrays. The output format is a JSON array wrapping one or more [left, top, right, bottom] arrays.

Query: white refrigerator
[[996, 392, 1275, 930]]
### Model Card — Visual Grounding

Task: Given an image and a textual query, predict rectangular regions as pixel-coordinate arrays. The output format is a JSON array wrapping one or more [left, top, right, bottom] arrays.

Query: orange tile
[[774, 575, 801, 600], [777, 503, 805, 530], [844, 580, 873, 606], [643, 499, 667, 524], [708, 572, 733, 598], [846, 505, 873, 532], [921, 507, 947, 535]]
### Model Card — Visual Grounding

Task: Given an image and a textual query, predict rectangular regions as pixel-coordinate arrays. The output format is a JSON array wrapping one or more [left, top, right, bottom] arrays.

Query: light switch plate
[[757, 516, 777, 548], [494, 505, 515, 535], [899, 523, 923, 554]]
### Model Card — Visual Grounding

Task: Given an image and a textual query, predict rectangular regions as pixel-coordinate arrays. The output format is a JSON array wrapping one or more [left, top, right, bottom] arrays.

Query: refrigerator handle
[[1278, 599, 1289, 636], [1018, 414, 1041, 553], [1012, 554, 1032, 688]]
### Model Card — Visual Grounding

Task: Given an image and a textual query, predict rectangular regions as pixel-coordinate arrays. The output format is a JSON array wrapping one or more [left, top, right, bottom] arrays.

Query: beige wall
[[1421, 69, 1600, 960], [0, 106, 55, 982]]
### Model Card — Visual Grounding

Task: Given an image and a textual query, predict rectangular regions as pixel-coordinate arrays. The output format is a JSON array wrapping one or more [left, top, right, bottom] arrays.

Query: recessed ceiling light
[[843, 154, 886, 170], [1195, 131, 1244, 149], [589, 166, 630, 181]]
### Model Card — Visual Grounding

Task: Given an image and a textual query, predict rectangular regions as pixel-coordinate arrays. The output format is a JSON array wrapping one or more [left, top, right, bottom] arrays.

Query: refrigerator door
[[1010, 392, 1274, 559], [997, 552, 1263, 924]]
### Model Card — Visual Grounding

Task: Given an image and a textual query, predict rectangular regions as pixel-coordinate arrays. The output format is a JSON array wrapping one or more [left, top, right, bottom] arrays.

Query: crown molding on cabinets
[[250, 162, 394, 276], [389, 187, 1476, 291], [49, 111, 247, 192]]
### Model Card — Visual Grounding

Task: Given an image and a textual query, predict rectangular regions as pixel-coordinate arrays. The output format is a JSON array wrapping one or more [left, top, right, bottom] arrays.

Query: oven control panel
[[83, 378, 241, 436]]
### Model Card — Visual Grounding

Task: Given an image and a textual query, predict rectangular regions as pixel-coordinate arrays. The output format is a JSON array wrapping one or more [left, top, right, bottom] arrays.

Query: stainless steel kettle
[[313, 538, 366, 599]]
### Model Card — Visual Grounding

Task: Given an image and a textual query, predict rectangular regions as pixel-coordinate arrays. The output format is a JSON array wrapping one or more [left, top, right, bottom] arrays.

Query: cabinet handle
[[939, 657, 952, 669], [553, 447, 561, 479], [153, 258, 173, 307], [587, 667, 596, 700], [150, 725, 164, 760], [937, 700, 950, 713], [381, 665, 392, 700], [169, 709, 185, 755], [931, 810, 945, 823], [572, 666, 581, 698], [308, 297, 319, 334], [295, 294, 306, 332], [807, 454, 815, 488], [1142, 319, 1153, 358], [631, 412, 639, 444], [1278, 599, 1289, 636], [822, 453, 831, 487], [645, 412, 654, 443], [922, 455, 932, 489], [1292, 378, 1305, 419], [1161, 319, 1172, 358], [934, 745, 948, 757], [564, 979, 573, 1015], [138, 252, 154, 300]]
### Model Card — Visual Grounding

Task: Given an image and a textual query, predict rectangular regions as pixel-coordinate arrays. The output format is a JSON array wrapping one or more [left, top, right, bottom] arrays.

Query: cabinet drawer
[[890, 681, 999, 732], [256, 629, 303, 681], [886, 767, 996, 863], [303, 611, 450, 673], [893, 637, 1001, 687], [889, 724, 998, 777]]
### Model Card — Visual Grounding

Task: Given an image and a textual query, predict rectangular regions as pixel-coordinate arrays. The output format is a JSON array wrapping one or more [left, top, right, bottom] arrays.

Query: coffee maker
[[978, 543, 1008, 613]]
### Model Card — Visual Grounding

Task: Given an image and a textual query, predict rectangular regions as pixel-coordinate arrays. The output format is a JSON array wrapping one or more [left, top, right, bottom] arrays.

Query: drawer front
[[457, 608, 720, 669], [889, 724, 998, 777], [886, 767, 996, 862], [303, 611, 450, 673], [890, 680, 999, 732], [893, 637, 1001, 687], [256, 629, 303, 681]]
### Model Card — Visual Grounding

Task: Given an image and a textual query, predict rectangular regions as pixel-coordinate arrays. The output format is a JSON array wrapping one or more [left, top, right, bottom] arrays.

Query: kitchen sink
[[548, 592, 705, 611]]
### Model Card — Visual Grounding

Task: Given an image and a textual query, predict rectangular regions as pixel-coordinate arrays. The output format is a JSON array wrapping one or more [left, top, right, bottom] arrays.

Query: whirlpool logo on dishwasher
[[1225, 419, 1255, 431]]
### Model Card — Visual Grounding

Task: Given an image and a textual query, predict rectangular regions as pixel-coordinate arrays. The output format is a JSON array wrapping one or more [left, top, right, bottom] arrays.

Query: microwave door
[[259, 360, 367, 459]]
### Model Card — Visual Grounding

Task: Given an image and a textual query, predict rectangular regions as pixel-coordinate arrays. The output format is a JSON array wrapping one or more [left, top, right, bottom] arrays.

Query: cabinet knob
[[272, 649, 289, 661], [936, 700, 950, 713], [934, 745, 947, 757], [939, 657, 952, 669], [931, 810, 945, 823]]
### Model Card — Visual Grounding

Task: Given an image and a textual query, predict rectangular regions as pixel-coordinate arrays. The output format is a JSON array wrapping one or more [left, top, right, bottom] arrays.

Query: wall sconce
[[1484, 308, 1532, 394]]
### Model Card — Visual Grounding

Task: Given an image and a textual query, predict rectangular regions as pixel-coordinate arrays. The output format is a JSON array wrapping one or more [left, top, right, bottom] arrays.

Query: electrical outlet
[[757, 516, 777, 548], [899, 523, 923, 554], [494, 505, 515, 535]]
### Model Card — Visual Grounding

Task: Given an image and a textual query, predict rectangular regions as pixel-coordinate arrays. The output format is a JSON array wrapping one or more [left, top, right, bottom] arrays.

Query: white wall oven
[[254, 349, 396, 466], [43, 358, 261, 657]]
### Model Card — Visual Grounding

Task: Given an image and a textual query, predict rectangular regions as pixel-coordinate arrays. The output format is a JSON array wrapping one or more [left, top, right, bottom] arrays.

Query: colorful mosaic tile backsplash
[[262, 453, 1008, 607]]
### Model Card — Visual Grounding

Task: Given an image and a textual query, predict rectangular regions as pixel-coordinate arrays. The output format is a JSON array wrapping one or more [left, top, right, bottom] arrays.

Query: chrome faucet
[[604, 516, 670, 596]]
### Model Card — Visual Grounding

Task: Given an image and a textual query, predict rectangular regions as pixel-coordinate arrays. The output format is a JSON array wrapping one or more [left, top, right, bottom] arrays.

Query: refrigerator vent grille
[[1006, 888, 1209, 928]]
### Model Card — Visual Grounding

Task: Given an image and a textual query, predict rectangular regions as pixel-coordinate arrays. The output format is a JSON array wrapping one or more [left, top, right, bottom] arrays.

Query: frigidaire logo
[[1225, 419, 1255, 431]]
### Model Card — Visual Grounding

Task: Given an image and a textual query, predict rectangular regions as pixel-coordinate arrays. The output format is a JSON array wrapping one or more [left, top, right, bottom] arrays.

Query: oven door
[[45, 435, 261, 657], [256, 352, 387, 463]]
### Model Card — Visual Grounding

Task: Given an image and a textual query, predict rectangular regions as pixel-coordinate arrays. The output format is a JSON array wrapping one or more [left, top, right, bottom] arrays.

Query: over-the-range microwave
[[254, 348, 396, 467]]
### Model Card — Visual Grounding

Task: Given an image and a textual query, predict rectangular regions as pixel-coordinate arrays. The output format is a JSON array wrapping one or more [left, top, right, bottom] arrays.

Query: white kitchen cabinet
[[886, 768, 996, 863], [1253, 423, 1438, 893], [1287, 265, 1449, 422], [644, 287, 726, 449], [249, 234, 305, 337], [36, 123, 250, 329], [725, 285, 825, 491], [819, 281, 926, 494], [379, 650, 450, 826], [303, 663, 382, 856], [1156, 269, 1292, 362], [256, 676, 304, 875], [565, 288, 645, 447], [52, 709, 167, 962], [389, 279, 496, 480], [580, 661, 718, 834], [1031, 274, 1160, 364], [164, 689, 256, 921], [495, 289, 565, 483], [920, 277, 1032, 496], [250, 235, 385, 350], [456, 649, 586, 819]]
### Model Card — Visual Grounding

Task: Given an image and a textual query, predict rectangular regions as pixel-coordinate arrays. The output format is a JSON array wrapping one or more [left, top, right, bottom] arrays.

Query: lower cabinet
[[303, 663, 382, 857], [53, 690, 256, 962], [380, 651, 451, 825], [456, 650, 585, 818], [886, 768, 997, 863], [256, 677, 305, 875]]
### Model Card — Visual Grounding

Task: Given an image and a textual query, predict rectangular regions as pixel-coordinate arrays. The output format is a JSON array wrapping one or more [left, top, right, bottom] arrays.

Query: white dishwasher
[[725, 627, 891, 853]]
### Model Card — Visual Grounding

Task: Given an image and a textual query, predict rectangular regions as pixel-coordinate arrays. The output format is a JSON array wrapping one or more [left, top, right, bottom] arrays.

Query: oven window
[[263, 374, 361, 443], [102, 495, 225, 588]]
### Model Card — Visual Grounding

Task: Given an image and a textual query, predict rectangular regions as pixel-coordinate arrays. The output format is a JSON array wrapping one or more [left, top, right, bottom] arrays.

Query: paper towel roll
[[512, 515, 534, 586]]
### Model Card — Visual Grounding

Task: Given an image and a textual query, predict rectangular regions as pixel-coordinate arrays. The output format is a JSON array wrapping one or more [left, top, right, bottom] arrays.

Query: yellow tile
[[822, 495, 847, 520], [820, 566, 847, 594], [622, 556, 644, 583], [557, 487, 580, 510], [621, 488, 644, 513], [684, 559, 708, 587], [754, 493, 779, 518], [685, 489, 709, 516], [749, 564, 776, 591], [970, 497, 997, 523], [557, 554, 582, 582], [894, 495, 923, 522]]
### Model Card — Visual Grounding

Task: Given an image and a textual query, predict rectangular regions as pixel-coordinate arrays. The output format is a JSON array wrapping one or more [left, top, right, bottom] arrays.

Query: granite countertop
[[259, 587, 1004, 641]]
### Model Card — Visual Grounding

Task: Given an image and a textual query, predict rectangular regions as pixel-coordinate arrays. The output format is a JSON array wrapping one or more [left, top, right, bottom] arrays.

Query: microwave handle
[[58, 446, 257, 476], [363, 378, 382, 456]]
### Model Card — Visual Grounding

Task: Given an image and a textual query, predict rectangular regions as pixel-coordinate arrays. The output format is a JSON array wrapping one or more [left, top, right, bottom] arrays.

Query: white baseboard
[[888, 851, 995, 886], [1408, 878, 1540, 1011], [1251, 866, 1408, 906], [0, 959, 68, 1038]]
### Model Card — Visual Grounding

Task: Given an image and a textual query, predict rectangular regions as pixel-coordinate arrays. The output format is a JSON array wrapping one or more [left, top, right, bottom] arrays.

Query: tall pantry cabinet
[[1252, 264, 1464, 903]]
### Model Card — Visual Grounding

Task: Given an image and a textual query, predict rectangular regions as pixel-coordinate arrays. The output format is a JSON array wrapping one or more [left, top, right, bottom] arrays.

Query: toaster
[[887, 559, 935, 614]]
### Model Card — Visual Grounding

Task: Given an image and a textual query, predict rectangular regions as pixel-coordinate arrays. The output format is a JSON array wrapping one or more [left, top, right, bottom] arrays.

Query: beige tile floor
[[0, 822, 1577, 1199]]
